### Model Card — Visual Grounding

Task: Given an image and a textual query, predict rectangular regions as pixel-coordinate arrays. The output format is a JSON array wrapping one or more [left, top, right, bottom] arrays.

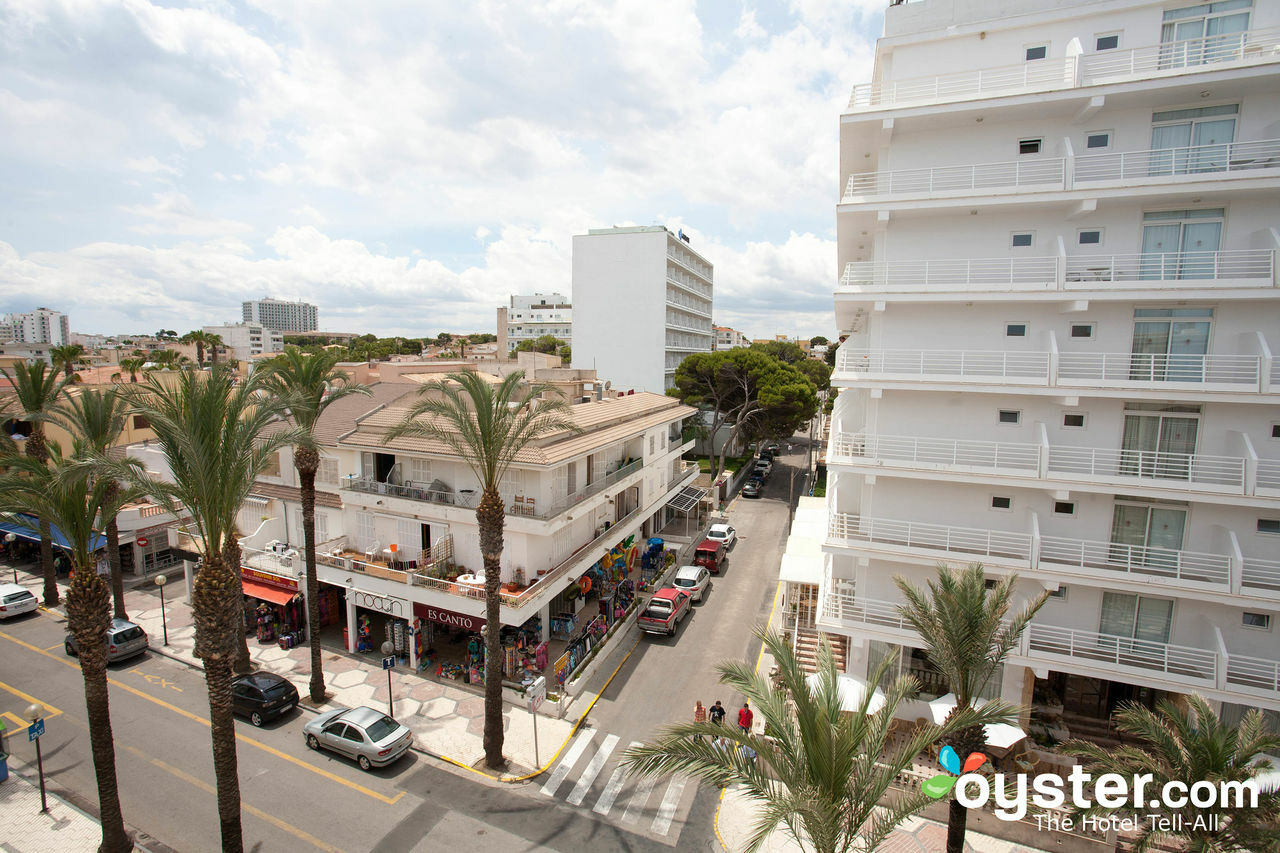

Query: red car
[[637, 588, 692, 636], [694, 538, 727, 575]]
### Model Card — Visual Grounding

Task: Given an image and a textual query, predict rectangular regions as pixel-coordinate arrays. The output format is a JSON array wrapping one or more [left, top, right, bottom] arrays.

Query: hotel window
[[1011, 232, 1034, 248], [1085, 131, 1112, 150], [998, 409, 1021, 425], [1063, 412, 1087, 429], [1078, 229, 1103, 245], [1018, 138, 1043, 155], [1095, 33, 1120, 51], [1006, 323, 1027, 337], [1070, 323, 1095, 339], [1259, 519, 1280, 535], [1048, 586, 1068, 599], [1054, 501, 1076, 516], [1243, 612, 1272, 630], [1025, 44, 1048, 61], [991, 496, 1012, 511]]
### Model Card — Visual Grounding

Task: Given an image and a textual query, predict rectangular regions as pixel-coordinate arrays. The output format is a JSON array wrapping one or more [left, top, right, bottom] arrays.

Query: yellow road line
[[3, 710, 33, 730], [0, 677, 64, 719], [123, 746, 345, 853], [0, 628, 404, 805], [44, 643, 64, 651]]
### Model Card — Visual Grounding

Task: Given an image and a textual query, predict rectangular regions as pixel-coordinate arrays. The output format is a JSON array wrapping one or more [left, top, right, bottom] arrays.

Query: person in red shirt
[[737, 702, 753, 734]]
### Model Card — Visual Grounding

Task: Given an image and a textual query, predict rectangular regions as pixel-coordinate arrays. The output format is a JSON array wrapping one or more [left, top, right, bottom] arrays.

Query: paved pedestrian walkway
[[1, 759, 112, 852]]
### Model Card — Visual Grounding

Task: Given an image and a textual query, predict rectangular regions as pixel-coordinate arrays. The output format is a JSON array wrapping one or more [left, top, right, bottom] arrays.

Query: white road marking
[[567, 733, 618, 805], [593, 764, 629, 816], [650, 775, 688, 836], [540, 730, 594, 797], [620, 757, 657, 825]]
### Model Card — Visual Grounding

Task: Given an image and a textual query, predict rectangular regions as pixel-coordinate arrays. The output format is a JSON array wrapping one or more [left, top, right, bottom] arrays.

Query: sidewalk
[[1, 759, 113, 853]]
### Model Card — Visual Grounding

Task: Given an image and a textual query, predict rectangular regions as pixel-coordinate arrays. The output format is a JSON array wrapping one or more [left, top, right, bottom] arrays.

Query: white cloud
[[124, 156, 182, 176], [121, 192, 253, 237]]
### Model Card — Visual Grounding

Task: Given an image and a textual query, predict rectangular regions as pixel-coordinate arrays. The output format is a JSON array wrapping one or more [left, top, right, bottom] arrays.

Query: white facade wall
[[4, 308, 70, 346], [242, 298, 318, 333], [503, 292, 572, 353], [203, 323, 285, 361]]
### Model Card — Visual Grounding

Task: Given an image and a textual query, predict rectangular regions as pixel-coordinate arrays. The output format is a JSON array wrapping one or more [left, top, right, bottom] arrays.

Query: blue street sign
[[28, 719, 44, 741], [382, 656, 395, 670]]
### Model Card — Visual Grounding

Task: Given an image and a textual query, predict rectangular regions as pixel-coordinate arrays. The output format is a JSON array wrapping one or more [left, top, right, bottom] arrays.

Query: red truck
[[637, 588, 692, 636]]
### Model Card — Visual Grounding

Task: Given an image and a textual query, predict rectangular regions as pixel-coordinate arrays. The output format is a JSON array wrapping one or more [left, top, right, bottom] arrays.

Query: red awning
[[242, 579, 297, 606]]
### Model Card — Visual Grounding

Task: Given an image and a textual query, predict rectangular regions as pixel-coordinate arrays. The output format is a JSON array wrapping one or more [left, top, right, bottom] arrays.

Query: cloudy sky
[[0, 0, 881, 340]]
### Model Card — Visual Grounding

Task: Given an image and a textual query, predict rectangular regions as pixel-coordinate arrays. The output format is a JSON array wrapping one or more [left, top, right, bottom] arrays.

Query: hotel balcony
[[828, 432, 1280, 500], [833, 343, 1277, 396], [826, 511, 1279, 600], [846, 27, 1280, 112], [840, 138, 1280, 205]]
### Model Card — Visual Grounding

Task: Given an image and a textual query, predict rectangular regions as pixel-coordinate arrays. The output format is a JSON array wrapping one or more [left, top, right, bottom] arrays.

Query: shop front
[[240, 568, 304, 647], [411, 603, 550, 688], [130, 522, 182, 577], [346, 589, 415, 670]]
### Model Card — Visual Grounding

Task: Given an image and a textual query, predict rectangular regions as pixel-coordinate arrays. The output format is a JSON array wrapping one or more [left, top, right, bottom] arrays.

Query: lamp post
[[25, 703, 47, 813], [5, 533, 16, 584], [155, 573, 169, 645], [380, 640, 395, 718]]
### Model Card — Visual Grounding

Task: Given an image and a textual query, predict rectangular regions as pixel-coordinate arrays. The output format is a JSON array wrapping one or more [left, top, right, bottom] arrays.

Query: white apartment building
[[497, 293, 572, 354], [4, 307, 70, 346], [572, 226, 714, 392], [242, 297, 318, 332], [203, 323, 284, 362], [713, 325, 749, 351], [817, 0, 1280, 735]]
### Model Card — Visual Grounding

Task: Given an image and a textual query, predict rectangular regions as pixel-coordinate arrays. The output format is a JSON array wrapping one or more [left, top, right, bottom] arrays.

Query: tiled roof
[[250, 481, 343, 509], [261, 382, 419, 446]]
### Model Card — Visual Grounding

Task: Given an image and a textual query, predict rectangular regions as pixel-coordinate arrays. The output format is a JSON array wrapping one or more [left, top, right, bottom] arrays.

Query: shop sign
[[241, 567, 299, 592], [352, 590, 404, 616], [413, 602, 482, 632], [552, 651, 571, 687]]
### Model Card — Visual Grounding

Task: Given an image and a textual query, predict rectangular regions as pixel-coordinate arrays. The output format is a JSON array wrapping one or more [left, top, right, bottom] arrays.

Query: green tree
[[119, 357, 146, 383], [385, 371, 579, 769], [149, 349, 185, 368], [750, 339, 806, 365], [206, 334, 224, 365], [0, 447, 140, 852], [260, 348, 369, 704], [1063, 695, 1280, 853], [123, 365, 296, 852], [0, 361, 69, 606], [894, 563, 1049, 853], [796, 357, 832, 392], [181, 330, 214, 365], [50, 343, 87, 381], [621, 629, 1014, 853], [435, 331, 454, 345], [825, 342, 838, 368], [513, 334, 565, 355], [557, 344, 571, 365], [52, 388, 131, 618], [809, 335, 830, 346]]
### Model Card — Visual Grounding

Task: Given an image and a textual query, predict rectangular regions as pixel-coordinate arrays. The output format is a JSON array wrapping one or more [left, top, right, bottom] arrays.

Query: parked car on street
[[693, 538, 728, 575], [671, 565, 711, 603], [753, 460, 773, 480], [706, 523, 737, 548], [0, 583, 38, 619], [232, 671, 300, 726], [304, 706, 413, 771], [741, 479, 762, 499], [638, 588, 692, 635], [65, 618, 148, 663]]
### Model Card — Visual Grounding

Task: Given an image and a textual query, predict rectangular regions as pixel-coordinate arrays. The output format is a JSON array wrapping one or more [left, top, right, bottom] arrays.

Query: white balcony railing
[[1258, 459, 1280, 492], [828, 512, 1032, 561], [844, 157, 1065, 199], [1037, 535, 1231, 586], [821, 591, 914, 632], [837, 348, 1051, 381], [1025, 624, 1218, 684], [1227, 655, 1280, 694], [846, 26, 1280, 110], [830, 432, 1042, 472], [1057, 352, 1263, 386], [1075, 138, 1280, 183], [1045, 445, 1246, 489], [1242, 557, 1280, 593], [838, 250, 1276, 294]]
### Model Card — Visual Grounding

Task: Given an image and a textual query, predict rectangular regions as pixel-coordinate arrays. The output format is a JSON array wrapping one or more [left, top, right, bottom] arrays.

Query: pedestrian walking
[[737, 743, 758, 767], [709, 700, 726, 725], [737, 701, 753, 734], [693, 700, 707, 739]]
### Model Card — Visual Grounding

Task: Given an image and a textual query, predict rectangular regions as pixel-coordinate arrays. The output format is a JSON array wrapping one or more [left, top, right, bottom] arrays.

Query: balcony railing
[[846, 27, 1280, 110], [844, 157, 1065, 199], [830, 432, 1041, 472], [1045, 445, 1245, 489], [1058, 352, 1263, 387], [836, 348, 1051, 381], [821, 591, 913, 632], [1227, 654, 1280, 694], [828, 512, 1032, 562], [1025, 624, 1217, 684], [1242, 557, 1280, 593], [1258, 459, 1280, 492], [1038, 536, 1231, 586], [1075, 138, 1280, 183]]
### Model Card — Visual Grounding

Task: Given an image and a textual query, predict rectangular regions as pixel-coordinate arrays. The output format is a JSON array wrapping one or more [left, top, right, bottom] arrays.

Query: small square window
[[133, 415, 150, 430], [991, 496, 1012, 510], [1006, 323, 1027, 337], [1272, 423, 1280, 438], [1259, 519, 1280, 535], [998, 410, 1021, 425], [1019, 138, 1043, 155], [1063, 413, 1087, 428], [984, 578, 999, 590], [1011, 232, 1034, 248], [1078, 229, 1103, 245], [1085, 131, 1111, 150], [1047, 586, 1068, 599], [1025, 45, 1048, 61], [1070, 323, 1095, 339], [1095, 34, 1119, 51], [1054, 501, 1076, 515], [1243, 612, 1272, 630]]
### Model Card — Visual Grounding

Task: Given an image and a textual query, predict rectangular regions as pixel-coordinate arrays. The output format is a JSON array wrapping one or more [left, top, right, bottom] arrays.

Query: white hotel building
[[819, 0, 1280, 731]]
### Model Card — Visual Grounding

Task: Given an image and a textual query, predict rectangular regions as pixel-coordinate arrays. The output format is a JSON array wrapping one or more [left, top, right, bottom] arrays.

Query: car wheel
[[250, 712, 264, 727], [358, 755, 373, 772], [306, 734, 320, 750], [65, 641, 76, 657]]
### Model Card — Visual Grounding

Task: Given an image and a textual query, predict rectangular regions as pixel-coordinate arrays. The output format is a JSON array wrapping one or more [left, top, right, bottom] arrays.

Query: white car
[[706, 523, 737, 549], [0, 583, 38, 619], [672, 565, 711, 603]]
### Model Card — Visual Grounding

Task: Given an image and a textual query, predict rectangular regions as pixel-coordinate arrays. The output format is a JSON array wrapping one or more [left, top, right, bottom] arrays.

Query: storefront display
[[240, 568, 302, 645]]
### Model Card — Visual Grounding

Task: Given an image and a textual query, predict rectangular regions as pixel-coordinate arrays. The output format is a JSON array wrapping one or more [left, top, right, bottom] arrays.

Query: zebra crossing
[[539, 728, 693, 837]]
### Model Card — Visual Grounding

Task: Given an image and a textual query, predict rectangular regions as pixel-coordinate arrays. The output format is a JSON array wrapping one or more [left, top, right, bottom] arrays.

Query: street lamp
[[5, 533, 16, 584], [25, 703, 48, 813], [154, 574, 169, 645], [381, 640, 395, 719]]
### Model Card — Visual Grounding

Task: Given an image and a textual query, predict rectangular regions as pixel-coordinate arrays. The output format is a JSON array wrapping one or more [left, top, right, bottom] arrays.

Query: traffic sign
[[527, 675, 546, 711], [136, 536, 148, 547], [28, 719, 44, 741], [382, 656, 395, 670]]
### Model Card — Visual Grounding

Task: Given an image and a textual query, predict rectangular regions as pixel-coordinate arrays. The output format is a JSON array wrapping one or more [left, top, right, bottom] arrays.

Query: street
[[0, 438, 806, 852]]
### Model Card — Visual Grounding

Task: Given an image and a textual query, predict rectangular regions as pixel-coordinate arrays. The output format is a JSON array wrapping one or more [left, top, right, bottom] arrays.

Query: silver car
[[65, 618, 149, 663], [672, 565, 711, 603], [304, 706, 413, 771]]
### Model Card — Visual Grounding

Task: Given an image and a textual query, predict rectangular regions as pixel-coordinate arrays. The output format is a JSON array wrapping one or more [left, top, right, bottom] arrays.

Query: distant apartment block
[[3, 307, 70, 346], [204, 323, 284, 362], [572, 225, 714, 392], [242, 297, 318, 333], [713, 325, 749, 351], [497, 293, 572, 354]]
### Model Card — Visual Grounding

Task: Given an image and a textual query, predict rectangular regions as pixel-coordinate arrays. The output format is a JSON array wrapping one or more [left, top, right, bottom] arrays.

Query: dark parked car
[[232, 671, 300, 726], [742, 479, 762, 498]]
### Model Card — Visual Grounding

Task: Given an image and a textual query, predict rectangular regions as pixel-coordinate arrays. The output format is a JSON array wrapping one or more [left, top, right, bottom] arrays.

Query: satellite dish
[[604, 380, 612, 390]]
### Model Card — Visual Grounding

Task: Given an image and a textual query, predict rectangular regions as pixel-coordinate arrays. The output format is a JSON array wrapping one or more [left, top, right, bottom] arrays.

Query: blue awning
[[0, 514, 106, 552]]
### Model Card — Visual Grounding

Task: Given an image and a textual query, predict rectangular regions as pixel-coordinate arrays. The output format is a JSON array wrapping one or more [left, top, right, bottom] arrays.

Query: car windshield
[[673, 578, 695, 587], [114, 626, 144, 642], [4, 592, 33, 603], [364, 715, 400, 742], [264, 682, 294, 698]]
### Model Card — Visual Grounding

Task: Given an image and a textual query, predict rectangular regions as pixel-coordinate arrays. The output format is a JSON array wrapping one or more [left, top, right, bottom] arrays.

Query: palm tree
[[894, 563, 1049, 853], [53, 388, 131, 619], [50, 343, 87, 381], [150, 349, 183, 369], [385, 370, 579, 768], [181, 330, 212, 366], [621, 629, 1015, 853], [260, 347, 369, 703], [122, 365, 295, 852], [1064, 696, 1280, 853], [206, 333, 224, 365], [0, 361, 69, 606], [0, 447, 139, 852], [119, 358, 145, 383]]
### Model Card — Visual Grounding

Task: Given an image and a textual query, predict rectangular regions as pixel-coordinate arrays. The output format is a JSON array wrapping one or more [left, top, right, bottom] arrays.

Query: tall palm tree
[[181, 330, 212, 366], [622, 629, 1016, 853], [150, 349, 184, 369], [260, 347, 369, 703], [0, 446, 140, 853], [1064, 696, 1280, 853], [385, 370, 579, 768], [119, 357, 145, 383], [50, 343, 87, 381], [0, 361, 69, 606], [206, 333, 224, 365], [122, 365, 295, 852], [53, 388, 131, 619], [895, 563, 1049, 853]]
